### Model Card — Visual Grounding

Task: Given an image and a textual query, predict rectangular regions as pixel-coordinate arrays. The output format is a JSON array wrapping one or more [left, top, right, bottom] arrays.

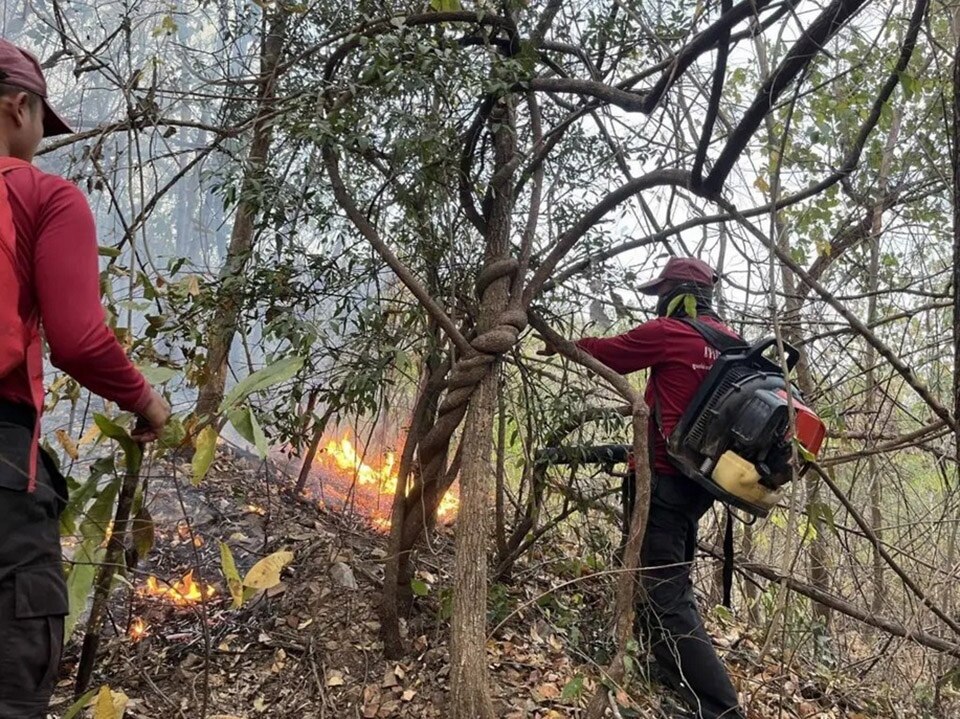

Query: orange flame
[[314, 432, 459, 529], [142, 570, 216, 605], [129, 617, 148, 641]]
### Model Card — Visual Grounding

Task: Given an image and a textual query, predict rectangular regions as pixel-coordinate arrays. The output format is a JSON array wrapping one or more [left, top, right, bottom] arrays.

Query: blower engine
[[667, 337, 825, 517]]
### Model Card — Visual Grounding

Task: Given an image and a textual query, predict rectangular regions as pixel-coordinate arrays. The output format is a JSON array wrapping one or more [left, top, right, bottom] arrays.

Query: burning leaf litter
[[312, 432, 460, 530], [129, 617, 148, 642], [140, 570, 216, 605]]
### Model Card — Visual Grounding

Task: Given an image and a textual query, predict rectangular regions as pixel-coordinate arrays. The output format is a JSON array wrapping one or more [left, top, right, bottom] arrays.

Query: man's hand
[[132, 388, 172, 443]]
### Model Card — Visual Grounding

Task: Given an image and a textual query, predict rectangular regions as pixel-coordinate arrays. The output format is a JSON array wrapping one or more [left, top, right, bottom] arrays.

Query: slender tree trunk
[[754, 32, 831, 627], [865, 106, 900, 614], [947, 14, 960, 705], [381, 347, 446, 658], [494, 385, 508, 564], [449, 98, 518, 719], [194, 9, 287, 419], [295, 405, 334, 495], [449, 368, 499, 719]]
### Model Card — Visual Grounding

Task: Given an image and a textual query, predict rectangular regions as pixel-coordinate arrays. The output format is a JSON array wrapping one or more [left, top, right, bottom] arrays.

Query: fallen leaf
[[243, 550, 294, 590], [326, 670, 345, 687], [535, 682, 560, 701], [401, 689, 416, 702], [382, 667, 399, 688], [377, 700, 400, 718]]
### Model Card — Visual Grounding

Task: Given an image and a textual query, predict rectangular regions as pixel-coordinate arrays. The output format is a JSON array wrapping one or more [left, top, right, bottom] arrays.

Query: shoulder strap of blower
[[651, 318, 747, 434], [678, 317, 748, 353], [678, 317, 749, 610]]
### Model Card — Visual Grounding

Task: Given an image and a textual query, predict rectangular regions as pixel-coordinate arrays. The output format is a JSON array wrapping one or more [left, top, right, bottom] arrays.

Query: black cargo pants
[[0, 409, 69, 719], [630, 472, 744, 719]]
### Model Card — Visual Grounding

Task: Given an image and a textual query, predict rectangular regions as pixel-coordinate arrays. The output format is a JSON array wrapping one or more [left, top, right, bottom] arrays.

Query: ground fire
[[310, 431, 459, 529], [129, 617, 148, 642], [140, 570, 216, 605]]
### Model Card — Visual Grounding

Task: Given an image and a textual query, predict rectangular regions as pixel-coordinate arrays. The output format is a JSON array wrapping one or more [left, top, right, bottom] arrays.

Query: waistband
[[0, 402, 36, 430]]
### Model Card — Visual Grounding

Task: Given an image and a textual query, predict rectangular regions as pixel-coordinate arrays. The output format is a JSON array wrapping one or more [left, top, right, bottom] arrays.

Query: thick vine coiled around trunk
[[409, 258, 527, 537]]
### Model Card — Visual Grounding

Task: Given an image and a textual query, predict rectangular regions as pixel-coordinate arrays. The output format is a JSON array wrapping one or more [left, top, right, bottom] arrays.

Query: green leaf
[[192, 426, 219, 485], [93, 414, 142, 474], [561, 675, 585, 702], [131, 506, 155, 559], [411, 578, 429, 597], [65, 478, 120, 640], [808, 501, 838, 538], [219, 356, 305, 414], [137, 365, 178, 385], [665, 294, 685, 316], [61, 688, 99, 719], [228, 405, 268, 459], [219, 541, 244, 608], [98, 246, 122, 258], [793, 437, 816, 462], [59, 464, 108, 537], [666, 293, 697, 318], [157, 417, 187, 451]]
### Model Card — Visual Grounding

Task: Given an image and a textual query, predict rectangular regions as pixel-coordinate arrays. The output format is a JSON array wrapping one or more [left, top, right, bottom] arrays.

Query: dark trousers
[[0, 416, 69, 719], [634, 472, 744, 719]]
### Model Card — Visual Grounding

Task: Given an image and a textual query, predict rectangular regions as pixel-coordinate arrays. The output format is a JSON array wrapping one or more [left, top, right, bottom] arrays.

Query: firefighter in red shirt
[[0, 40, 171, 717], [545, 257, 745, 719]]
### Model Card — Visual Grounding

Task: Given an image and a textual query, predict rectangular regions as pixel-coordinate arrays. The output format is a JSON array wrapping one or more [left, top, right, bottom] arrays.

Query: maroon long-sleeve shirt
[[576, 316, 740, 474], [0, 159, 150, 416]]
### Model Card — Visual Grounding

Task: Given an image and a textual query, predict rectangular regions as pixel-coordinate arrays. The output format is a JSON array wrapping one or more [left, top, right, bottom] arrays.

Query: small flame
[[315, 432, 460, 529], [142, 570, 216, 605], [129, 617, 148, 641]]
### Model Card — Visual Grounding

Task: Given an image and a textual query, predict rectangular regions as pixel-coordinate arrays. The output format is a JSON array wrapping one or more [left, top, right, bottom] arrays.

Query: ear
[[9, 91, 32, 127]]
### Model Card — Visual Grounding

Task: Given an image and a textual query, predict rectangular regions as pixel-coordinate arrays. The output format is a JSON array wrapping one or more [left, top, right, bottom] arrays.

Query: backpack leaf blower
[[667, 326, 826, 517]]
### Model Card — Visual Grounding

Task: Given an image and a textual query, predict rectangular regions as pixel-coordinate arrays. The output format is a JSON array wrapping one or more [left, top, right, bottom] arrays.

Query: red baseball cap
[[0, 39, 73, 137], [637, 256, 719, 295]]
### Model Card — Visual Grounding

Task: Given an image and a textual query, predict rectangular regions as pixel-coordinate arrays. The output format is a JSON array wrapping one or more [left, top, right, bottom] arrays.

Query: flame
[[129, 617, 148, 642], [313, 432, 459, 529], [142, 570, 216, 605]]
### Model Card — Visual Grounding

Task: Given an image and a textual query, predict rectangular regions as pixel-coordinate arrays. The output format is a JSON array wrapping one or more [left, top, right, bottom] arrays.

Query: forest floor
[[48, 447, 954, 719]]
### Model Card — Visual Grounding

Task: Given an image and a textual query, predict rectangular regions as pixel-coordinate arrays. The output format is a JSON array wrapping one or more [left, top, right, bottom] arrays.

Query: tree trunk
[[754, 32, 831, 628], [194, 9, 287, 419], [449, 96, 518, 719], [865, 105, 900, 614], [449, 367, 499, 719], [381, 347, 447, 658]]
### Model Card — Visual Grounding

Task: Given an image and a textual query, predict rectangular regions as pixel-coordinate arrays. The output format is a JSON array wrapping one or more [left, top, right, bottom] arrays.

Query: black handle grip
[[746, 337, 800, 372]]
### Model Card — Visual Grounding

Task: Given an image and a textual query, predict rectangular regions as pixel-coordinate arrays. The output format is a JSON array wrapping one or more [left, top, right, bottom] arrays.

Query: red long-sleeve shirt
[[576, 316, 740, 474], [0, 160, 150, 415]]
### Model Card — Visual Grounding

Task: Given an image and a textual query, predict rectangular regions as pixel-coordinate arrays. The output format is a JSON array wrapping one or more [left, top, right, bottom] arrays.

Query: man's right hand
[[133, 388, 172, 442]]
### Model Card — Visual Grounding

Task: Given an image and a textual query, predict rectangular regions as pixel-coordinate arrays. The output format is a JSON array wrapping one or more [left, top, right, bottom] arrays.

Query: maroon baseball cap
[[637, 256, 719, 295], [0, 39, 72, 137]]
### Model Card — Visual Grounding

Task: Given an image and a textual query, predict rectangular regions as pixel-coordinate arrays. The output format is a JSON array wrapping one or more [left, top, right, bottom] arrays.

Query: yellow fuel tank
[[711, 451, 781, 511]]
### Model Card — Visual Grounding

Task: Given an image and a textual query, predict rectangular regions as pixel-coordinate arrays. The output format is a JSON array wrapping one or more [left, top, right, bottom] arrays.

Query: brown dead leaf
[[382, 667, 399, 688], [401, 689, 416, 702], [326, 670, 345, 687], [534, 682, 560, 701]]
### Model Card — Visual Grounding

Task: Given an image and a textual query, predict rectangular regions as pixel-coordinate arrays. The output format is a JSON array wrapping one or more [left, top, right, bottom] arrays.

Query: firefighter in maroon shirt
[[545, 257, 745, 719], [0, 40, 171, 717]]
